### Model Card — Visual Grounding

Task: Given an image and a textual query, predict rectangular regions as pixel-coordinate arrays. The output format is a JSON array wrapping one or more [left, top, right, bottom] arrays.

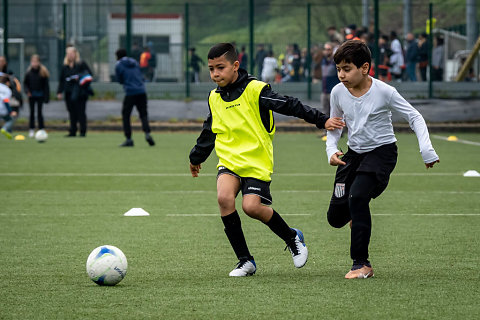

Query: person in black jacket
[[24, 54, 50, 138], [56, 46, 92, 137]]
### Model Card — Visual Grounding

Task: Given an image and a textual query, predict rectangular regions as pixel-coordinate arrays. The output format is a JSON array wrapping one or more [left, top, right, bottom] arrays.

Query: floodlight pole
[[3, 0, 8, 61], [63, 0, 67, 52]]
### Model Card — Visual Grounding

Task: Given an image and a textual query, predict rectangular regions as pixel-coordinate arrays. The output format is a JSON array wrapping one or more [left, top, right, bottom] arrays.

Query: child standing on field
[[189, 43, 344, 277], [24, 54, 50, 138], [326, 40, 440, 279], [0, 73, 15, 139]]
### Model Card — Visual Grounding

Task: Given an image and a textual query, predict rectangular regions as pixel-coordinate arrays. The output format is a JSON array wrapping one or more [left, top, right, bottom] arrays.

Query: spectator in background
[[255, 44, 267, 79], [327, 26, 343, 43], [389, 31, 404, 81], [321, 42, 340, 116], [432, 36, 445, 81], [147, 41, 157, 82], [378, 35, 392, 82], [0, 56, 13, 74], [312, 46, 323, 83], [404, 32, 418, 81], [291, 43, 302, 82], [238, 46, 248, 70], [417, 33, 428, 81], [345, 24, 359, 41], [139, 46, 151, 81], [115, 48, 155, 147], [57, 46, 93, 137], [360, 31, 374, 52], [261, 51, 278, 83], [0, 73, 15, 139], [0, 55, 23, 132], [190, 47, 205, 83], [131, 42, 142, 63], [23, 54, 50, 138]]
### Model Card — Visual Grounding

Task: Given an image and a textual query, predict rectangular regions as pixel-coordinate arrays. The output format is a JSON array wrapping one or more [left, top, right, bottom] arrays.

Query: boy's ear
[[233, 60, 240, 71], [362, 62, 370, 75]]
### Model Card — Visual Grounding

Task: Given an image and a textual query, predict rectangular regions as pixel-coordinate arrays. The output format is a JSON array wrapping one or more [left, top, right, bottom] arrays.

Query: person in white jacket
[[326, 40, 439, 279], [389, 31, 404, 81], [261, 51, 278, 83]]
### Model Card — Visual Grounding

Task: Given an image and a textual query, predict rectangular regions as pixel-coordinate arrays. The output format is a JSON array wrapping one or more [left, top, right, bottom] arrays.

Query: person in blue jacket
[[115, 48, 155, 147]]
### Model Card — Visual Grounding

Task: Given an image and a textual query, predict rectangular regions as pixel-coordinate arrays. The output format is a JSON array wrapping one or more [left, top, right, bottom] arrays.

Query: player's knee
[[217, 193, 235, 210], [327, 209, 345, 228], [327, 203, 350, 228], [242, 201, 260, 217]]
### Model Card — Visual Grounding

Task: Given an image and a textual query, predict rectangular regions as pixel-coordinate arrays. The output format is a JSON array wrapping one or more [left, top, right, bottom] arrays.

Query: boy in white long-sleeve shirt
[[326, 40, 440, 279]]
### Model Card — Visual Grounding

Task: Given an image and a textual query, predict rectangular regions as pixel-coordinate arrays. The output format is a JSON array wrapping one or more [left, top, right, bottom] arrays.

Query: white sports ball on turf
[[34, 129, 48, 142], [86, 245, 128, 286]]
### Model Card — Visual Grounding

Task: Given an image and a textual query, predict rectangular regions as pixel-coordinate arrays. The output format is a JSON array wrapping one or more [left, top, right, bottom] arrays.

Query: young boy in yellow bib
[[189, 43, 344, 277]]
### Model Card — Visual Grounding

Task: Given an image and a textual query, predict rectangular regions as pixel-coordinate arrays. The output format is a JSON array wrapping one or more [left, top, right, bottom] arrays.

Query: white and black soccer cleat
[[285, 228, 308, 268], [229, 259, 256, 277]]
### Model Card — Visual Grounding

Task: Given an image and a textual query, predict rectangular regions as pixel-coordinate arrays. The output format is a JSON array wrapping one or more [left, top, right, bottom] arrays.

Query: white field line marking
[[0, 190, 479, 196], [411, 213, 480, 216], [0, 172, 465, 177], [432, 135, 480, 146], [166, 213, 312, 217], [1, 212, 478, 217], [0, 190, 478, 195]]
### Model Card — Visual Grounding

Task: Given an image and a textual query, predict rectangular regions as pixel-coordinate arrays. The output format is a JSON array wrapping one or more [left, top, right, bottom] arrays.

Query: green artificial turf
[[0, 132, 479, 319]]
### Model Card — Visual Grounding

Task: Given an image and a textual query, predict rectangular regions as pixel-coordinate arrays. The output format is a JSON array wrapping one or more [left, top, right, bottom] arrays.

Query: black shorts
[[217, 166, 272, 205], [330, 142, 398, 203]]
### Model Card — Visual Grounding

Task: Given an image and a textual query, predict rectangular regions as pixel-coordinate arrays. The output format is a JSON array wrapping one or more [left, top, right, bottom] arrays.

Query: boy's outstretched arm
[[259, 85, 344, 130], [189, 110, 216, 177], [389, 90, 440, 168]]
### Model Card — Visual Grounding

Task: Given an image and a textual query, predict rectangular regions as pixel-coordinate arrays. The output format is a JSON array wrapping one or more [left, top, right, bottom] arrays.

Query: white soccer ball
[[86, 245, 128, 286], [34, 129, 48, 142]]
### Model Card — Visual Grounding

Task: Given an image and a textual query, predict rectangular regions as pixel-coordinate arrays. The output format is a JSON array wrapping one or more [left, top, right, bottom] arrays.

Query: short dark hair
[[207, 43, 238, 63], [334, 40, 371, 71], [116, 48, 127, 60]]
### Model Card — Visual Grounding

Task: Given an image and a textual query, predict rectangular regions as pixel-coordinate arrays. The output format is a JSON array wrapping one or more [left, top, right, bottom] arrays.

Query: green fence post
[[185, 2, 190, 98], [307, 3, 312, 100], [428, 2, 433, 98], [126, 0, 132, 57], [249, 0, 254, 74], [3, 0, 8, 61], [62, 0, 67, 55], [34, 0, 39, 55], [96, 0, 100, 79]]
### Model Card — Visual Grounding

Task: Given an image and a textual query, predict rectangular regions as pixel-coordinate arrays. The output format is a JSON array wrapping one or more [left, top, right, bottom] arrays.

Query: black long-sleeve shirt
[[189, 68, 329, 165], [24, 67, 50, 101], [57, 61, 92, 94]]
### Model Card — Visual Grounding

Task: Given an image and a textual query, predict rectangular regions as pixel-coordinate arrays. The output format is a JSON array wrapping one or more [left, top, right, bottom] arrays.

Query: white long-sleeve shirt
[[326, 77, 439, 164], [0, 83, 12, 117]]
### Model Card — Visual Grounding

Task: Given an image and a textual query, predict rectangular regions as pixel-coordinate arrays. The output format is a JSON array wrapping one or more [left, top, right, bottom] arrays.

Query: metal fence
[[0, 0, 478, 98]]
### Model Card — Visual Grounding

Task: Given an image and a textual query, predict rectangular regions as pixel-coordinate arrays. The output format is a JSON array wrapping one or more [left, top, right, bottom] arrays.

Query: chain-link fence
[[0, 0, 478, 97]]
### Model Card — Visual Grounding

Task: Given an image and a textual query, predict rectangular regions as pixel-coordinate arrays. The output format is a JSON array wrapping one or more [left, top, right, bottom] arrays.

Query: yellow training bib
[[209, 80, 275, 182]]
